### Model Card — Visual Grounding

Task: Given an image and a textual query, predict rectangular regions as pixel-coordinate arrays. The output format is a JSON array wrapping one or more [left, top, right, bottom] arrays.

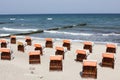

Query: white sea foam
[[19, 19, 24, 20], [44, 30, 93, 36], [0, 34, 10, 36], [1, 27, 38, 32], [47, 18, 53, 20], [10, 18, 16, 20], [102, 33, 120, 36], [53, 32, 120, 37]]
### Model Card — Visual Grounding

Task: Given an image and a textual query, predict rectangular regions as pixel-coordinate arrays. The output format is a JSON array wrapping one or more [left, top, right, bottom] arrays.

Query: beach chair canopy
[[56, 46, 64, 51], [25, 36, 31, 40], [84, 41, 93, 45], [29, 51, 41, 55], [17, 41, 24, 45], [17, 41, 27, 46], [50, 55, 63, 61], [34, 43, 42, 48], [63, 39, 70, 44], [45, 38, 52, 41], [83, 60, 97, 67], [0, 48, 10, 53], [106, 44, 116, 48], [76, 49, 86, 54], [10, 35, 16, 38], [102, 53, 114, 59], [0, 39, 7, 43]]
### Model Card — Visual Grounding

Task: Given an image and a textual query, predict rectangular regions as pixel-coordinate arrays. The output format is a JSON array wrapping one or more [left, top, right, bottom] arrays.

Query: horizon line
[[0, 13, 120, 15]]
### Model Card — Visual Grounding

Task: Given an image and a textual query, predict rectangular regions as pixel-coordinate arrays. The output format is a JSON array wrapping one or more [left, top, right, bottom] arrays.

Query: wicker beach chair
[[10, 35, 16, 44], [106, 44, 116, 53], [0, 48, 12, 60], [45, 38, 53, 48], [82, 60, 97, 79], [25, 36, 32, 46], [83, 41, 93, 53], [63, 39, 71, 50], [29, 51, 41, 64], [101, 53, 115, 69], [0, 39, 7, 48], [49, 55, 63, 71], [17, 41, 26, 52], [75, 49, 88, 62], [34, 43, 43, 55], [55, 46, 64, 59]]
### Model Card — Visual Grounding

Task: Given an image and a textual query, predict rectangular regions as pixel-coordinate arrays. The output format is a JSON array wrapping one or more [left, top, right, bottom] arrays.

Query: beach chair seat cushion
[[1, 42, 7, 48], [29, 55, 40, 64], [1, 52, 11, 60], [11, 36, 16, 44], [18, 45, 24, 52], [55, 50, 64, 59], [50, 60, 62, 71]]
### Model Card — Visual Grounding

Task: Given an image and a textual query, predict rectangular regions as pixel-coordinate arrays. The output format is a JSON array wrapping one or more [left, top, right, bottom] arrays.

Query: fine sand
[[0, 37, 120, 80]]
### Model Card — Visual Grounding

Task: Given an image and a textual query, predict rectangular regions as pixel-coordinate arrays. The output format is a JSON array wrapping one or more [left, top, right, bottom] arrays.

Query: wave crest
[[10, 18, 16, 20], [1, 27, 38, 32], [44, 31, 120, 37], [102, 33, 120, 36], [44, 30, 93, 36], [47, 18, 53, 20], [0, 34, 10, 36]]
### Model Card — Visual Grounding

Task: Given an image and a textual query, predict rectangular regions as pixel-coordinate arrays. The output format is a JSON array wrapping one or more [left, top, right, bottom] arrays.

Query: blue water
[[0, 14, 120, 43]]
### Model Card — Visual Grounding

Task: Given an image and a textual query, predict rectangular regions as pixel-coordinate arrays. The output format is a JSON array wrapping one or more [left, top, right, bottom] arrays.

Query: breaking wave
[[1, 27, 38, 32], [44, 30, 93, 36], [47, 18, 53, 20], [10, 18, 16, 20], [0, 34, 10, 36], [102, 33, 120, 36], [44, 30, 120, 37]]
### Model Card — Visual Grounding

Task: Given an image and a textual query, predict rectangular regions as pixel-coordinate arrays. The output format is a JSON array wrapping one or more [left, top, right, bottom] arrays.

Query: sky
[[0, 0, 120, 14]]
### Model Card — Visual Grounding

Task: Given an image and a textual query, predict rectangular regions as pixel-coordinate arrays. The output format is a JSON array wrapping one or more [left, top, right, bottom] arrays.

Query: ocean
[[0, 14, 120, 43]]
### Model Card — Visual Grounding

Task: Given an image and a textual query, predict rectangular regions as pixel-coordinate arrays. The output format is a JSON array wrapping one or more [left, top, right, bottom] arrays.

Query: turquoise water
[[0, 14, 120, 43]]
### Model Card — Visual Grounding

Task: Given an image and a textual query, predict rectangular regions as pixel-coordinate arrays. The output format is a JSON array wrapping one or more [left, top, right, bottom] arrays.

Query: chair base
[[49, 66, 62, 71], [1, 53, 11, 60], [29, 60, 40, 64], [1, 56, 11, 60], [29, 55, 40, 64], [101, 63, 114, 69], [82, 72, 97, 79]]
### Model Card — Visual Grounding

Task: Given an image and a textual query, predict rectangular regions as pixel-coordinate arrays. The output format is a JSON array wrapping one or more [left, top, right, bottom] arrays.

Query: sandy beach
[[0, 37, 120, 80]]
